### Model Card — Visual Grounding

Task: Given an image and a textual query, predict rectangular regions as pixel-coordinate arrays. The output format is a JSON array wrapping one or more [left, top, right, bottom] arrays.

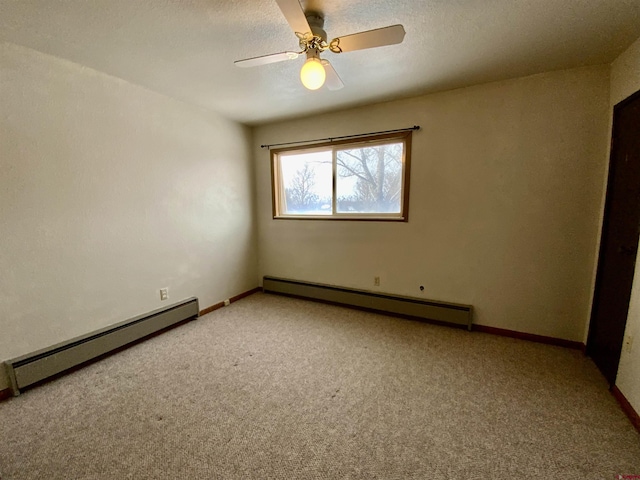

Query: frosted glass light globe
[[300, 57, 326, 90]]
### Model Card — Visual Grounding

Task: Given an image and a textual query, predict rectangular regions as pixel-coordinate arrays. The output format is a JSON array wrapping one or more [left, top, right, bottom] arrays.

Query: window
[[271, 132, 412, 221]]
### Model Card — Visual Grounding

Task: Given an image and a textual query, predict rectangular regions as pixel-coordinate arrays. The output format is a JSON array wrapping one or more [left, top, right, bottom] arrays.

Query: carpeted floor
[[1, 292, 639, 479]]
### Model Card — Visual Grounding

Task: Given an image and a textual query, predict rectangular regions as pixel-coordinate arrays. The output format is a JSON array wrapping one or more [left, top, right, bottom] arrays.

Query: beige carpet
[[1, 292, 639, 479]]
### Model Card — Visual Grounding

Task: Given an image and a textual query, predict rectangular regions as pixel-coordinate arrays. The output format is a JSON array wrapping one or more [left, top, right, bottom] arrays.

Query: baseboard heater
[[263, 276, 473, 330], [4, 297, 199, 396]]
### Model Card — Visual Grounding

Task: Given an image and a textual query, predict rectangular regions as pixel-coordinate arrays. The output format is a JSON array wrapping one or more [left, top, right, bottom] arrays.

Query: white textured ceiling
[[1, 0, 639, 124]]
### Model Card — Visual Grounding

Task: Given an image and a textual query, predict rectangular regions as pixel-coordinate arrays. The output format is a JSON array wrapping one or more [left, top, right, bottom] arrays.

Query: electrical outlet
[[624, 334, 634, 353], [160, 288, 168, 301], [224, 299, 231, 306], [374, 276, 380, 287]]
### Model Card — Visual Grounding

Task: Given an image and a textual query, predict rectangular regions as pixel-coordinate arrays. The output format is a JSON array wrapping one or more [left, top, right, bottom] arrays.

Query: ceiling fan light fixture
[[235, 1, 406, 91], [300, 57, 326, 90]]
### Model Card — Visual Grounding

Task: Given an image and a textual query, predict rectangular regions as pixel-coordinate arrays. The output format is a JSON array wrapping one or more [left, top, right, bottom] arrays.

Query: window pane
[[279, 150, 333, 215], [336, 142, 403, 214]]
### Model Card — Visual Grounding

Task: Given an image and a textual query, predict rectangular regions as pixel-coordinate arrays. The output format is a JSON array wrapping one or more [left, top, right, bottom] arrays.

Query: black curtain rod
[[260, 125, 420, 149]]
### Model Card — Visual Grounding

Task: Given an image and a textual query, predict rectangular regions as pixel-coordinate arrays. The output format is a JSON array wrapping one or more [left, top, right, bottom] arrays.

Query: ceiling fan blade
[[329, 25, 405, 53], [274, 0, 311, 35], [234, 51, 300, 68], [321, 60, 344, 91]]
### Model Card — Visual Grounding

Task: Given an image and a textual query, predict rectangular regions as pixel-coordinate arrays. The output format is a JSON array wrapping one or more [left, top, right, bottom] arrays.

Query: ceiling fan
[[234, 0, 406, 91]]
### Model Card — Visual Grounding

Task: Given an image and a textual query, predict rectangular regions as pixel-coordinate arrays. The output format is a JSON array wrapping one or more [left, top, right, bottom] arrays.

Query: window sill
[[273, 215, 407, 222]]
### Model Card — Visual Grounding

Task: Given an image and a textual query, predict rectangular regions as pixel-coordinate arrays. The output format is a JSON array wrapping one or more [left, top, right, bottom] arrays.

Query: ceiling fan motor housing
[[306, 13, 327, 41]]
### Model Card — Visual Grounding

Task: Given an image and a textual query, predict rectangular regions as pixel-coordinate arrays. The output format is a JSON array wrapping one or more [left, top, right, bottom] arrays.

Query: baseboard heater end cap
[[4, 362, 19, 396]]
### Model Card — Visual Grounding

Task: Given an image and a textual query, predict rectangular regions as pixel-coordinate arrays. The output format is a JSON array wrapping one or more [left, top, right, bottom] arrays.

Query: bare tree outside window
[[272, 133, 410, 220], [278, 150, 332, 215], [336, 143, 403, 213], [285, 163, 320, 210]]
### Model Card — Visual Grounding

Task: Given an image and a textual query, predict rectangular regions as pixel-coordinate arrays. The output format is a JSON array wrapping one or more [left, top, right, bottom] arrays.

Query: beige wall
[[0, 43, 258, 390], [255, 66, 610, 343], [611, 36, 640, 416], [611, 37, 640, 106]]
